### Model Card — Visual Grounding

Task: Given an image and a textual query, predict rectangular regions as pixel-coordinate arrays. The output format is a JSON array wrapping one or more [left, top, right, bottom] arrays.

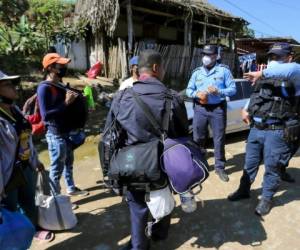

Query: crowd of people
[[0, 41, 300, 250]]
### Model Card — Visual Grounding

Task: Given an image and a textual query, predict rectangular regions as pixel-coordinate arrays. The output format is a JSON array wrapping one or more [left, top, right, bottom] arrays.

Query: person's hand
[[243, 71, 263, 85], [36, 162, 45, 172], [207, 86, 219, 95], [65, 90, 78, 105], [241, 108, 250, 125], [196, 91, 208, 104]]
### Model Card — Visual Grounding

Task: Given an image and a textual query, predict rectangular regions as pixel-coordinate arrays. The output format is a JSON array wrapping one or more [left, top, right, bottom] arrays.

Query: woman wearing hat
[[0, 70, 54, 242], [37, 53, 89, 199]]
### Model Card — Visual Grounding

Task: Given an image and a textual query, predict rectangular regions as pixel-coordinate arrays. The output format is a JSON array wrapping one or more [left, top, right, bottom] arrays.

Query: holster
[[284, 119, 300, 142]]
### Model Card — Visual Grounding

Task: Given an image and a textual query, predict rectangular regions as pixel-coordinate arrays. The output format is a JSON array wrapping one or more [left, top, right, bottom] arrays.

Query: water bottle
[[180, 192, 197, 213]]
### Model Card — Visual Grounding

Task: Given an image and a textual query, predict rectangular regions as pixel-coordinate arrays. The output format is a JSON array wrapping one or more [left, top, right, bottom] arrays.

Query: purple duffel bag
[[161, 137, 209, 194]]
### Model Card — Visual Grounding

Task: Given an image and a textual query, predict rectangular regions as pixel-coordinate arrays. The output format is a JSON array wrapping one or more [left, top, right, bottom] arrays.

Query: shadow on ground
[[45, 166, 300, 250]]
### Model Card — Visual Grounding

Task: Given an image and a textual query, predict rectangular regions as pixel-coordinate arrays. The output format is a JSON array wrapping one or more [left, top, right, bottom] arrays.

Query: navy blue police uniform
[[228, 43, 300, 216]]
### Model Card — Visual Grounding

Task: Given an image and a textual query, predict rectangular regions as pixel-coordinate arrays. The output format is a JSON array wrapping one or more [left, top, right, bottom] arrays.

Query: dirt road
[[30, 131, 300, 250]]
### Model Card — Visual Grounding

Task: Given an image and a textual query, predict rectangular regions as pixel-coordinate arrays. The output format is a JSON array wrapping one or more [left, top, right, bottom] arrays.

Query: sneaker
[[103, 176, 112, 188], [119, 241, 132, 250], [72, 204, 79, 210], [215, 169, 229, 182], [255, 199, 272, 216], [67, 187, 89, 197]]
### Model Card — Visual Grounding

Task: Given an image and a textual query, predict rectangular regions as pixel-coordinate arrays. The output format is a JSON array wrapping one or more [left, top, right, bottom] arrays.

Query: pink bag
[[86, 61, 102, 79]]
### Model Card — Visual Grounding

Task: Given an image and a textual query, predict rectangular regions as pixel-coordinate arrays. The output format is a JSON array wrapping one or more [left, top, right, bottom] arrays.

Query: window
[[242, 81, 254, 98], [230, 81, 244, 101]]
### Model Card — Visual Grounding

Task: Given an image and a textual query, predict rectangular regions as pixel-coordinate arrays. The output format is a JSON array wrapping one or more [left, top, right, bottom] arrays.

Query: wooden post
[[184, 14, 193, 47], [126, 0, 133, 56], [187, 17, 192, 47], [218, 19, 222, 38], [229, 31, 234, 52], [203, 14, 208, 44]]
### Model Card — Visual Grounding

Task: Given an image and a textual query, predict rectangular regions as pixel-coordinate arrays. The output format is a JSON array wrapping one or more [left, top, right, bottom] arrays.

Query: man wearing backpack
[[37, 53, 89, 200], [104, 50, 189, 250]]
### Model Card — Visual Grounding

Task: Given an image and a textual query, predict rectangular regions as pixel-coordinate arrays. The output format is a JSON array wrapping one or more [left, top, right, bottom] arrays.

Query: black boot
[[228, 172, 251, 201], [255, 198, 272, 216], [280, 165, 295, 183]]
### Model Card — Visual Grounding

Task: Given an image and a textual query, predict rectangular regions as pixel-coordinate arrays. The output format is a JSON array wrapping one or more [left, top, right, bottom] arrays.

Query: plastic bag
[[146, 186, 175, 221], [86, 61, 102, 79]]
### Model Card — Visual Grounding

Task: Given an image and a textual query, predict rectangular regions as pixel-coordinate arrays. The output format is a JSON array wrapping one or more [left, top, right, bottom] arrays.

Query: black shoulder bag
[[108, 89, 172, 194]]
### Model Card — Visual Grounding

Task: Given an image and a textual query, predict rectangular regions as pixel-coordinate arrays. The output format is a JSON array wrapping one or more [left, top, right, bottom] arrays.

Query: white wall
[[55, 40, 88, 71]]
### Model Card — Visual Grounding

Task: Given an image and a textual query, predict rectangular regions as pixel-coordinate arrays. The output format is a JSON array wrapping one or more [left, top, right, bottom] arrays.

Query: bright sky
[[208, 0, 300, 42]]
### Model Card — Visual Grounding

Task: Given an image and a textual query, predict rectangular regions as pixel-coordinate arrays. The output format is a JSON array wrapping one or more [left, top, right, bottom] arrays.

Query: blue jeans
[[244, 127, 292, 200], [193, 104, 226, 170], [46, 131, 76, 194]]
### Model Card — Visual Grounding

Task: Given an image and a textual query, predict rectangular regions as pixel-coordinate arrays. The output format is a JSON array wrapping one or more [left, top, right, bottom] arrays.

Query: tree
[[27, 0, 66, 51], [0, 0, 87, 73], [0, 0, 31, 53], [237, 25, 255, 38], [0, 0, 29, 27]]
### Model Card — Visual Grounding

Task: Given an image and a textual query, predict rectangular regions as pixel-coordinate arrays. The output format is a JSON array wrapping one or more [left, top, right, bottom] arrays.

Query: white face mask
[[202, 55, 213, 66]]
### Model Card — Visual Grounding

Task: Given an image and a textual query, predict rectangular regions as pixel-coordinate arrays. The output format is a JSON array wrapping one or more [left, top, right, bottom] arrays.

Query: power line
[[266, 0, 300, 12], [221, 0, 284, 36], [252, 29, 274, 37]]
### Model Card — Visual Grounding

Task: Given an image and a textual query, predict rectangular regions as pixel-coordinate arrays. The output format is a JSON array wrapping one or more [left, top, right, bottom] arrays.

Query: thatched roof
[[74, 0, 246, 37], [75, 0, 120, 37]]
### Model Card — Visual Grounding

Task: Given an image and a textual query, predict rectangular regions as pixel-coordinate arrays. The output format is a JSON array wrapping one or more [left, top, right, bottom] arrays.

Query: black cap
[[202, 45, 218, 55], [267, 42, 293, 56]]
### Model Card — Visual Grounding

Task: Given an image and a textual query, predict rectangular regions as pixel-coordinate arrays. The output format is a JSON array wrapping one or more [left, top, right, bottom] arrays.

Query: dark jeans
[[126, 190, 171, 250], [244, 127, 292, 200]]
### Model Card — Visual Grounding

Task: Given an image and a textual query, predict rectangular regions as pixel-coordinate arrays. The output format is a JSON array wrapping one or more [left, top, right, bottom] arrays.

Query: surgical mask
[[57, 67, 67, 78], [202, 55, 213, 66]]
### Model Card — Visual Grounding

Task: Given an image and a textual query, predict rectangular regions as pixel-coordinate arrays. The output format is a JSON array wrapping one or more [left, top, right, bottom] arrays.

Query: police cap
[[267, 42, 293, 56], [202, 45, 218, 55]]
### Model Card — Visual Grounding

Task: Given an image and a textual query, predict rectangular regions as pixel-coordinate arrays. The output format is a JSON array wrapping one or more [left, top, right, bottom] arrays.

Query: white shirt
[[119, 77, 136, 90]]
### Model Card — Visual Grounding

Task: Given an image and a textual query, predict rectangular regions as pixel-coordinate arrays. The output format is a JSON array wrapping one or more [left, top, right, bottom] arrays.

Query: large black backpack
[[47, 82, 88, 131], [64, 85, 88, 130]]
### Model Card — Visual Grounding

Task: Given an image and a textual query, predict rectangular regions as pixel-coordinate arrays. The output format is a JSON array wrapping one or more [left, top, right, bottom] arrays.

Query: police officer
[[186, 44, 236, 182], [228, 42, 300, 216], [104, 50, 189, 250]]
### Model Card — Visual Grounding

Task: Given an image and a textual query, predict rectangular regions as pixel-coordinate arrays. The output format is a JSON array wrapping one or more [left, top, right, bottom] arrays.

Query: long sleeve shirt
[[263, 62, 300, 96], [37, 81, 68, 134]]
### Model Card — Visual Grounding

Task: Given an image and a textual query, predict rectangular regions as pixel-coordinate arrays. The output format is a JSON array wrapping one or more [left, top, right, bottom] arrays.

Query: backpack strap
[[129, 88, 172, 140]]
